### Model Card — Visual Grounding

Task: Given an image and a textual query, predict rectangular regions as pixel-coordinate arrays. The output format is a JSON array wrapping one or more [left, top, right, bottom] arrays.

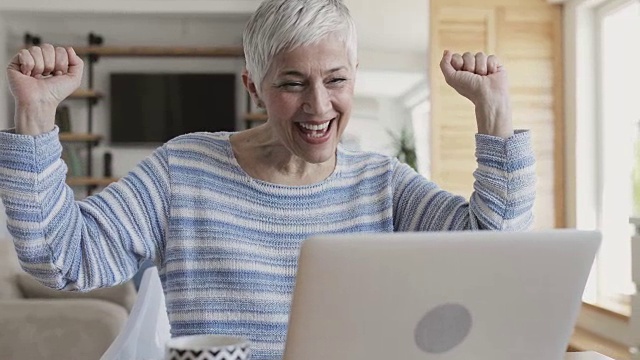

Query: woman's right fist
[[6, 44, 84, 108]]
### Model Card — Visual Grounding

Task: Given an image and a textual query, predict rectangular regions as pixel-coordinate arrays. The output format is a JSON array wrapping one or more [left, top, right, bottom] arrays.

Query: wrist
[[14, 102, 57, 136], [474, 99, 514, 139]]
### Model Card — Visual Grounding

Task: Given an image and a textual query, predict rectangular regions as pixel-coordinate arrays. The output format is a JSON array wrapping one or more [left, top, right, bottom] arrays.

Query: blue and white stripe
[[0, 127, 535, 360]]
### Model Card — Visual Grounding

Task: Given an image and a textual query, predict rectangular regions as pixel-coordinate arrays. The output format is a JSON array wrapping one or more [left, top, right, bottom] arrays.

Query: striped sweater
[[0, 127, 535, 359]]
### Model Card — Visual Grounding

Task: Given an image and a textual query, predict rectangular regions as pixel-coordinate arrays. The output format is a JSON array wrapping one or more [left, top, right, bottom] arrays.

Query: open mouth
[[296, 118, 335, 143]]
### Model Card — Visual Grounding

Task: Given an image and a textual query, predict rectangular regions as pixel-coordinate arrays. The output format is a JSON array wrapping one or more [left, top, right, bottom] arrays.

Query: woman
[[2, 0, 535, 358]]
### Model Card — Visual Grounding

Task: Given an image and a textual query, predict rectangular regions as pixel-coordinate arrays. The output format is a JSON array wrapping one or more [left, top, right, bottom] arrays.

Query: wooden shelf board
[[66, 177, 119, 187], [59, 133, 103, 143], [245, 113, 268, 122], [73, 45, 244, 58], [68, 89, 103, 99]]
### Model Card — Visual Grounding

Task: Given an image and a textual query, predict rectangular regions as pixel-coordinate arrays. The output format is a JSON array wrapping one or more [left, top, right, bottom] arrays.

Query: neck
[[231, 123, 337, 186]]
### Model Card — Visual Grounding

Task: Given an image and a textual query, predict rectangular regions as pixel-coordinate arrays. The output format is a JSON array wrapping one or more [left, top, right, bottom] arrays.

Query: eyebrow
[[278, 66, 348, 77]]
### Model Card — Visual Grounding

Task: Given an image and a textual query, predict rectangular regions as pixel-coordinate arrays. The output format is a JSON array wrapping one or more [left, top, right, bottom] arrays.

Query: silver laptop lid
[[283, 230, 601, 360]]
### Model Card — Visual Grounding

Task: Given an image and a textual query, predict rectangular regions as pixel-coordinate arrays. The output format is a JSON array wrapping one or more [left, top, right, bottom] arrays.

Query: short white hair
[[243, 0, 358, 93]]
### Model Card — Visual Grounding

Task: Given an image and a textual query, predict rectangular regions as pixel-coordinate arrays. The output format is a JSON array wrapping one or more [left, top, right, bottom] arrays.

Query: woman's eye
[[329, 78, 347, 84], [280, 82, 304, 89]]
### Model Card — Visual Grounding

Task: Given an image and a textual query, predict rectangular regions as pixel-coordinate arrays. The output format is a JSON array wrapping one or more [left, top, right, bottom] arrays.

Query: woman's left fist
[[439, 50, 509, 107]]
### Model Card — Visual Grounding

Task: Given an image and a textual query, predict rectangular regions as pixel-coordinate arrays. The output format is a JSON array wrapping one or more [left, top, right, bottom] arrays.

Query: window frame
[[593, 0, 638, 313], [559, 0, 637, 347]]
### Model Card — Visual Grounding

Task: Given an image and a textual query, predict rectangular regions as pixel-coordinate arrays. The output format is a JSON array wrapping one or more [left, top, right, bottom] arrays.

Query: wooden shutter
[[429, 0, 564, 228]]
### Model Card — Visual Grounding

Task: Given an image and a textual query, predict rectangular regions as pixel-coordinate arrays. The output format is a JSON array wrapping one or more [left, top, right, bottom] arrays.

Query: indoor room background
[[0, 0, 638, 358]]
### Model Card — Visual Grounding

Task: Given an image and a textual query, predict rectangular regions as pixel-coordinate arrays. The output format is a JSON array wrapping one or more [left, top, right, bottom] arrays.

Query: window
[[579, 0, 640, 315]]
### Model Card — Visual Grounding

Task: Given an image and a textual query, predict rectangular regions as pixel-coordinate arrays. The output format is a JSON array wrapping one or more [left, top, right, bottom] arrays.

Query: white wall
[[0, 14, 9, 239], [0, 14, 8, 128]]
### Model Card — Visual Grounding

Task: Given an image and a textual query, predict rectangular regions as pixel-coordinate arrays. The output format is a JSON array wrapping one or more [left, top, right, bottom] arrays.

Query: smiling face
[[247, 36, 356, 164]]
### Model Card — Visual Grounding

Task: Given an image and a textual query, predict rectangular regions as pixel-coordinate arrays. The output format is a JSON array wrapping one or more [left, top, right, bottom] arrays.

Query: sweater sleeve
[[0, 127, 171, 291], [392, 130, 536, 231]]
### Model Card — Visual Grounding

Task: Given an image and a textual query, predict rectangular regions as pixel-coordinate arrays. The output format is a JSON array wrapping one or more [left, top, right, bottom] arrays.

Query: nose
[[302, 83, 332, 116]]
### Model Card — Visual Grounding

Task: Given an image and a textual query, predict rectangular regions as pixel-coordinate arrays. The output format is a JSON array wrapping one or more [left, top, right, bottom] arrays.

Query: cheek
[[266, 95, 300, 118], [335, 93, 353, 116]]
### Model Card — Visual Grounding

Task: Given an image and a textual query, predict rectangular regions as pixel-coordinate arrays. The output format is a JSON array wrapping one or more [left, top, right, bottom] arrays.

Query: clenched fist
[[440, 50, 513, 139], [6, 44, 84, 135]]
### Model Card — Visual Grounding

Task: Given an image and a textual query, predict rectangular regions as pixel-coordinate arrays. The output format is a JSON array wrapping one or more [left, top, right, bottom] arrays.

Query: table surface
[[565, 352, 614, 360]]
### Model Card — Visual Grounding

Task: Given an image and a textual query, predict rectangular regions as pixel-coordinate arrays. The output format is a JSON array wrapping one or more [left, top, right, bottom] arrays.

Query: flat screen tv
[[110, 73, 236, 144]]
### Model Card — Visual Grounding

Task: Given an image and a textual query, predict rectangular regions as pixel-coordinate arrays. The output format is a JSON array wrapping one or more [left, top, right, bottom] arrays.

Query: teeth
[[299, 121, 330, 131]]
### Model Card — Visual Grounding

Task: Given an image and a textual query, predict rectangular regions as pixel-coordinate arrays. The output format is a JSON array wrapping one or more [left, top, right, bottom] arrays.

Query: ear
[[242, 68, 264, 108]]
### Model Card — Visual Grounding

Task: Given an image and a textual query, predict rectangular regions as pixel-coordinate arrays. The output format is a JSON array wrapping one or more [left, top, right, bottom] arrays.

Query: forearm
[[0, 129, 170, 290], [14, 102, 57, 136], [392, 131, 535, 232], [470, 130, 536, 230], [474, 99, 514, 139], [0, 128, 97, 289]]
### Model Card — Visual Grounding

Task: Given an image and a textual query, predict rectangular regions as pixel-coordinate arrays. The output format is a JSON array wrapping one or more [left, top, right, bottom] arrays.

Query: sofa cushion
[[0, 240, 23, 299], [0, 299, 129, 360], [17, 273, 137, 312]]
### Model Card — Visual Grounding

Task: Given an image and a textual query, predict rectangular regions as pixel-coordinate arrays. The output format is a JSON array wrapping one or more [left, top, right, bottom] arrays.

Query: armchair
[[0, 240, 137, 360]]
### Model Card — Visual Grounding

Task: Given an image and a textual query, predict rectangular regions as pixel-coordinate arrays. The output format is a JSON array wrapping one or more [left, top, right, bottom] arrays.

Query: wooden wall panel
[[429, 0, 564, 228]]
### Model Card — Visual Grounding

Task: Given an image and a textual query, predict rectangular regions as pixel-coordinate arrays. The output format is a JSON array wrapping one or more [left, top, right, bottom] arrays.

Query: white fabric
[[100, 266, 171, 360], [0, 201, 9, 239]]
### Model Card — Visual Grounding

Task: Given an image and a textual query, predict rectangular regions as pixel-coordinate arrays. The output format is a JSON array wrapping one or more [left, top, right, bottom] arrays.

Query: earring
[[257, 100, 265, 108]]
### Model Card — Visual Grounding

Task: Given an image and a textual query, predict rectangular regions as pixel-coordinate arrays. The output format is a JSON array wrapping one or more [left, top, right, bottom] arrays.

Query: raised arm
[[392, 51, 535, 231], [2, 44, 171, 290], [392, 132, 535, 231]]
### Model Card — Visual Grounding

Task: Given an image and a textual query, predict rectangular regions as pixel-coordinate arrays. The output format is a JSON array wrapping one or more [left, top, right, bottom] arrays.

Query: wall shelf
[[73, 45, 244, 58], [66, 177, 119, 187], [68, 89, 104, 100], [23, 32, 249, 196], [245, 112, 268, 122]]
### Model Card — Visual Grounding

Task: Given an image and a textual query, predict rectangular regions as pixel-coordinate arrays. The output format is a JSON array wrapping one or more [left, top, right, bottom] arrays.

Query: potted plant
[[388, 126, 418, 172]]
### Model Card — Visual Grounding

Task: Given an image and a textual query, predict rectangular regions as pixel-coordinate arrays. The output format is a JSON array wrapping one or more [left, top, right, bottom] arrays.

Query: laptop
[[282, 230, 601, 360]]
